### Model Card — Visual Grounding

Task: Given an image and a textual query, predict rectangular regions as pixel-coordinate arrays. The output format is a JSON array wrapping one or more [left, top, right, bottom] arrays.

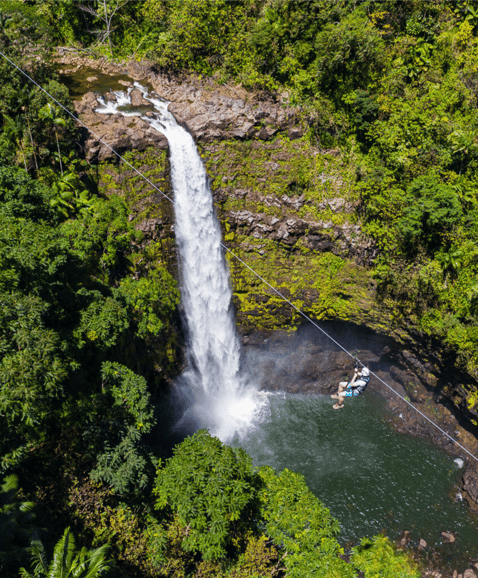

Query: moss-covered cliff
[[198, 136, 381, 331]]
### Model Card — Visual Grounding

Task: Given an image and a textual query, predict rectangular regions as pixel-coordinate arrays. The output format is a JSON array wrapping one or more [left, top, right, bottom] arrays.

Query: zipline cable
[[3, 49, 478, 464]]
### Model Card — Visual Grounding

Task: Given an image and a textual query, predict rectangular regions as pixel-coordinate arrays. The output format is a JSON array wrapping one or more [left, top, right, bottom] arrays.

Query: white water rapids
[[96, 84, 267, 441]]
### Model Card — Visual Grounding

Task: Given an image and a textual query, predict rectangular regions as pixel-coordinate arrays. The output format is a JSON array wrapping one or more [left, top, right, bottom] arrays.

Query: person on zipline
[[331, 366, 370, 409]]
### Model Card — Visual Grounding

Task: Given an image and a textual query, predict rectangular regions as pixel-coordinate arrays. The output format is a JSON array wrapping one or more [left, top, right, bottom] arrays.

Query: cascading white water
[[96, 84, 266, 441]]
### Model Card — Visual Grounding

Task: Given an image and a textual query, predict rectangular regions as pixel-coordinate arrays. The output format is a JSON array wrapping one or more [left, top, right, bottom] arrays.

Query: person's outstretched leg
[[331, 381, 348, 400]]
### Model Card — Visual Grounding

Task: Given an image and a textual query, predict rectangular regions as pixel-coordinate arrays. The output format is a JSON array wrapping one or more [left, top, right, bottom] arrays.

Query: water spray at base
[[96, 85, 267, 441]]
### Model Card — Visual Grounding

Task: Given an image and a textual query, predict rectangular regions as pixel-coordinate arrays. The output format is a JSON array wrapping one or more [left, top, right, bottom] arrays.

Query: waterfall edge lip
[[166, 105, 199, 143], [95, 82, 269, 442]]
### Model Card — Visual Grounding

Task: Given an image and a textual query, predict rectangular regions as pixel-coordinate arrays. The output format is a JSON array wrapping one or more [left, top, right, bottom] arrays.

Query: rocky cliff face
[[64, 53, 377, 314]]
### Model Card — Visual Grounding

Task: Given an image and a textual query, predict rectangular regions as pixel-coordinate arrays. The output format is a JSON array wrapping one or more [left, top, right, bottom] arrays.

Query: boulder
[[130, 88, 153, 107], [462, 465, 478, 510], [288, 126, 303, 140], [441, 531, 456, 543], [418, 538, 427, 550], [398, 530, 410, 548], [165, 83, 299, 142], [73, 91, 99, 115], [464, 570, 477, 578], [228, 209, 343, 253]]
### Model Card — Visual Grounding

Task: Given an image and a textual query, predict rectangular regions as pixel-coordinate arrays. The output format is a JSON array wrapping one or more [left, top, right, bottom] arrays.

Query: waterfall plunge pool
[[232, 391, 478, 569]]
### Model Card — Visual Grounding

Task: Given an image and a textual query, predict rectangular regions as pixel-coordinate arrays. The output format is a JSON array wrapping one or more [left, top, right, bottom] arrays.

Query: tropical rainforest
[[2, 0, 478, 576]]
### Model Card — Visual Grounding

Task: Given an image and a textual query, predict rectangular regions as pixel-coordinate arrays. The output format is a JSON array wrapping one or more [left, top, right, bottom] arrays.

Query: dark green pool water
[[235, 391, 478, 569]]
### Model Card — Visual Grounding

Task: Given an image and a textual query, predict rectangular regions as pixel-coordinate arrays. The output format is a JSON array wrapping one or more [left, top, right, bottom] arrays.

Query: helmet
[[361, 367, 370, 377]]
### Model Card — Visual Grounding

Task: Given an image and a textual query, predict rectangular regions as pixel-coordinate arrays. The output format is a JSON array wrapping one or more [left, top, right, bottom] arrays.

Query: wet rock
[[398, 530, 410, 548], [130, 88, 153, 107], [73, 92, 168, 162], [461, 465, 478, 511], [441, 531, 456, 543], [74, 91, 98, 114]]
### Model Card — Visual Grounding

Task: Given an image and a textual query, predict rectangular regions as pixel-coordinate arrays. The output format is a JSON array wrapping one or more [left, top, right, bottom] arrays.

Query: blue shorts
[[343, 385, 359, 397]]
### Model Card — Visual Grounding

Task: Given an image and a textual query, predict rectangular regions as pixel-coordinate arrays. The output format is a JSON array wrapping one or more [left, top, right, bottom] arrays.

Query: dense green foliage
[[0, 1, 469, 576], [0, 18, 182, 575], [0, 475, 37, 574], [154, 431, 259, 562], [0, 159, 178, 492]]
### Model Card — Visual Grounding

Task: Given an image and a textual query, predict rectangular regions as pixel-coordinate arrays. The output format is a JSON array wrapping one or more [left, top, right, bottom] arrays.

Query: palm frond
[[48, 527, 76, 578], [1, 474, 19, 503], [29, 538, 48, 575]]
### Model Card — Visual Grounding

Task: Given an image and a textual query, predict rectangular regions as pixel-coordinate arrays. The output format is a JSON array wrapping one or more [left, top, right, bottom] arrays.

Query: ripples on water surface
[[235, 391, 478, 567]]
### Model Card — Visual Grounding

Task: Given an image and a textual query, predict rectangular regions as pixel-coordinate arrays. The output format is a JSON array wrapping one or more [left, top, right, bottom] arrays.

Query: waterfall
[[96, 85, 266, 441]]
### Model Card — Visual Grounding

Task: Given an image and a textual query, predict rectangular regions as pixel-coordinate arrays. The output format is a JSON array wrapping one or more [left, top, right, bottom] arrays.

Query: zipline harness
[[2, 48, 478, 464]]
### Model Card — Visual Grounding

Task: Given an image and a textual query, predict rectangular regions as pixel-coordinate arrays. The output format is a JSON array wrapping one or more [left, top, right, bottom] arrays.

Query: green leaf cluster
[[257, 466, 352, 578], [154, 430, 258, 561], [20, 526, 111, 578], [88, 362, 156, 494], [350, 535, 419, 578]]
